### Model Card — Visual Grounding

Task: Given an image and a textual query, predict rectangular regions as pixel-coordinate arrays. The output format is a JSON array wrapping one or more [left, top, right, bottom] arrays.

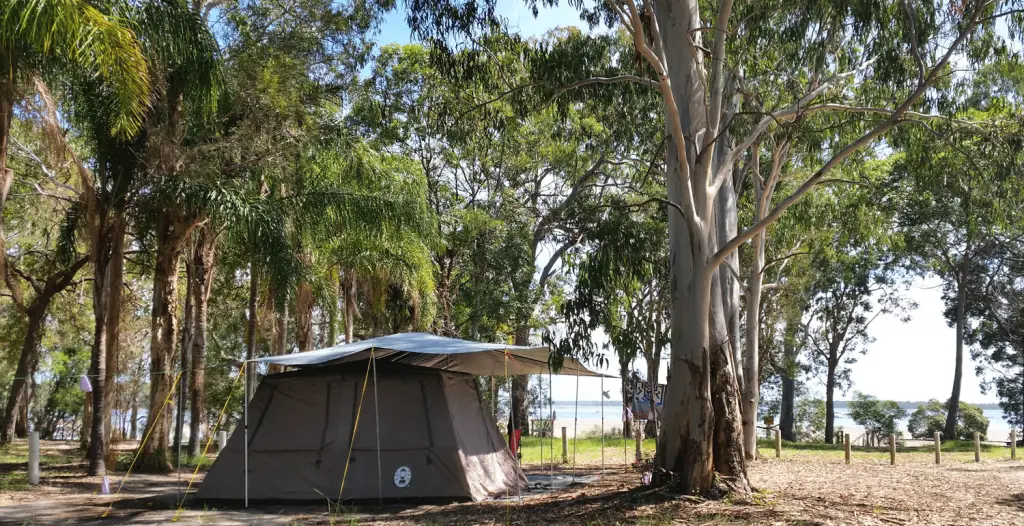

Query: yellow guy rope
[[103, 371, 183, 518], [172, 366, 246, 522], [337, 350, 374, 502]]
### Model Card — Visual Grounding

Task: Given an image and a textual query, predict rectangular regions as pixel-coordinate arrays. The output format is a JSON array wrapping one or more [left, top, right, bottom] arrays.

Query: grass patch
[[754, 438, 1018, 462], [0, 440, 83, 492], [516, 435, 656, 466]]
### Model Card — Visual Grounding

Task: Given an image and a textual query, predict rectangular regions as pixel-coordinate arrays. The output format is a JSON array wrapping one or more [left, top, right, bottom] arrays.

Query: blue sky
[[371, 3, 996, 406]]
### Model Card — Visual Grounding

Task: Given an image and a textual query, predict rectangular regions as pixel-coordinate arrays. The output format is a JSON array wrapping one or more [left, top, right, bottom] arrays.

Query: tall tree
[[404, 0, 1012, 492]]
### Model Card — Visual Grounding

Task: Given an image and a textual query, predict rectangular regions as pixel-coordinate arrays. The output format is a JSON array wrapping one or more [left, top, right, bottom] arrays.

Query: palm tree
[[0, 0, 149, 233]]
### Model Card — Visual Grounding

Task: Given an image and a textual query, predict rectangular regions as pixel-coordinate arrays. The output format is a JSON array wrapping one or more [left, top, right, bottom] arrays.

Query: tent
[[197, 333, 606, 502]]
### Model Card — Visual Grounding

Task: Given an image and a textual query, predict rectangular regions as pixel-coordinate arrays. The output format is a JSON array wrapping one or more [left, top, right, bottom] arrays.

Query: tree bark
[[0, 80, 15, 245], [710, 200, 750, 489], [188, 227, 215, 456], [0, 308, 46, 444], [510, 327, 531, 436], [295, 281, 313, 353], [945, 257, 969, 440], [137, 212, 189, 472], [654, 84, 718, 492], [343, 271, 357, 344], [102, 219, 125, 454], [174, 251, 194, 454], [268, 300, 288, 375], [824, 357, 837, 445], [742, 233, 765, 457]]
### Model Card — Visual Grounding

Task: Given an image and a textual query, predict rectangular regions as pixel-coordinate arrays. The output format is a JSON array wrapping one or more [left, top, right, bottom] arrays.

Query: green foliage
[[794, 399, 827, 442], [1, 0, 150, 137], [848, 392, 907, 439], [907, 399, 989, 440]]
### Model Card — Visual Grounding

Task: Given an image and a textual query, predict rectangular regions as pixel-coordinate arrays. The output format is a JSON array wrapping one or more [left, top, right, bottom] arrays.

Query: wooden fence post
[[889, 434, 896, 466], [844, 433, 851, 465], [1012, 429, 1018, 460], [974, 431, 981, 463], [775, 428, 782, 459], [934, 431, 941, 465], [561, 427, 568, 464]]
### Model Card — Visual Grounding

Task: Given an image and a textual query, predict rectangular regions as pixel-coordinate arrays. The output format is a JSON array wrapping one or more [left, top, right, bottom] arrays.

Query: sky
[[371, 4, 998, 405]]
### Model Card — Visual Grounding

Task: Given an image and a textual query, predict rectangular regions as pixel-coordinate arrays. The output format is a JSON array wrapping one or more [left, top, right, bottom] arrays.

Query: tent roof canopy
[[255, 332, 609, 377]]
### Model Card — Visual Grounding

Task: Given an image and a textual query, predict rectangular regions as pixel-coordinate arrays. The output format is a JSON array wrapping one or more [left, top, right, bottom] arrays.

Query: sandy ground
[[4, 443, 1024, 525]]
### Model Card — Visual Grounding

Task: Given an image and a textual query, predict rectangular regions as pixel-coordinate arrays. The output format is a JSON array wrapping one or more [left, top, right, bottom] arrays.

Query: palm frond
[[2, 0, 151, 137]]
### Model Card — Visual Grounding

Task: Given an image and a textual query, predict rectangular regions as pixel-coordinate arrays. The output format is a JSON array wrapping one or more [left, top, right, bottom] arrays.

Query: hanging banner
[[630, 379, 665, 421]]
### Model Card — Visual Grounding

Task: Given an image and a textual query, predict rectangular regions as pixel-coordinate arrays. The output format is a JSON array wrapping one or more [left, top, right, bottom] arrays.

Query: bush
[[794, 398, 826, 442], [848, 392, 906, 443], [908, 399, 989, 440]]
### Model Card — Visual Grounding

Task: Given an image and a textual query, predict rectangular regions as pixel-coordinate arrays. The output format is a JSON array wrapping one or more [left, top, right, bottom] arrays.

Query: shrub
[[794, 398, 826, 442], [908, 399, 989, 440], [848, 392, 907, 443]]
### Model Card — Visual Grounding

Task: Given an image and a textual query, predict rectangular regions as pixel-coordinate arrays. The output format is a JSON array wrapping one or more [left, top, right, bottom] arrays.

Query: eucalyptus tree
[[404, 0, 1018, 492], [958, 236, 1024, 434], [885, 73, 1024, 441], [550, 196, 669, 436], [0, 0, 149, 234]]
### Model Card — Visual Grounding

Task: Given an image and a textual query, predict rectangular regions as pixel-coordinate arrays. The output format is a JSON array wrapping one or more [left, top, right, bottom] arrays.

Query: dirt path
[[3, 449, 1024, 524]]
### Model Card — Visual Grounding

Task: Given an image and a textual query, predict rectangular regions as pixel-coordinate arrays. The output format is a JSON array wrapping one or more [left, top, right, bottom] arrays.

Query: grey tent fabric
[[255, 332, 609, 377], [197, 363, 527, 502]]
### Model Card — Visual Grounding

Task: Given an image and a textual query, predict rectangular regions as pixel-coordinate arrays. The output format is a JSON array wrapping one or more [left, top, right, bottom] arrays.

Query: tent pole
[[372, 351, 381, 508], [572, 362, 579, 484], [600, 375, 604, 477], [548, 369, 553, 488], [244, 360, 249, 509]]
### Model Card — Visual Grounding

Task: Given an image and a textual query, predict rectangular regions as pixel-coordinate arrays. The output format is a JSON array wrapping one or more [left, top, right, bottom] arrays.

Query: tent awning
[[255, 332, 610, 377]]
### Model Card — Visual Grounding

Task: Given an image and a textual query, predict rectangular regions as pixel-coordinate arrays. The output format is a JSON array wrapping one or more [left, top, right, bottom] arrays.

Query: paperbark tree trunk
[[268, 301, 288, 375], [945, 256, 969, 440], [188, 227, 215, 456], [138, 212, 189, 472]]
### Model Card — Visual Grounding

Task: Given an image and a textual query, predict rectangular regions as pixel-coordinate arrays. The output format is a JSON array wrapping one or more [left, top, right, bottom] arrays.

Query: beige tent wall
[[442, 373, 528, 500], [197, 364, 523, 501]]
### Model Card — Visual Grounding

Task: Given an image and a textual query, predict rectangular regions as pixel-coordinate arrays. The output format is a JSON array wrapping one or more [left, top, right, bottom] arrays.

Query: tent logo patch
[[394, 466, 412, 488]]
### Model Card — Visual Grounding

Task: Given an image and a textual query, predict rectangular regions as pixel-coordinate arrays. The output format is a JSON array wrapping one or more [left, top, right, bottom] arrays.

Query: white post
[[774, 428, 781, 458], [561, 427, 568, 463], [28, 431, 39, 485], [934, 431, 941, 465], [217, 430, 227, 452]]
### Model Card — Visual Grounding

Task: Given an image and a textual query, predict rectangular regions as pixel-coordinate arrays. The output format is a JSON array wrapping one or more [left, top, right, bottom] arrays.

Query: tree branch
[[709, 2, 986, 269]]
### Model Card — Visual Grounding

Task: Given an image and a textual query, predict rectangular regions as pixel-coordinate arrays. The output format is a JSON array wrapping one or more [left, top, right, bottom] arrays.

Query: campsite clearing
[[3, 438, 1024, 524]]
